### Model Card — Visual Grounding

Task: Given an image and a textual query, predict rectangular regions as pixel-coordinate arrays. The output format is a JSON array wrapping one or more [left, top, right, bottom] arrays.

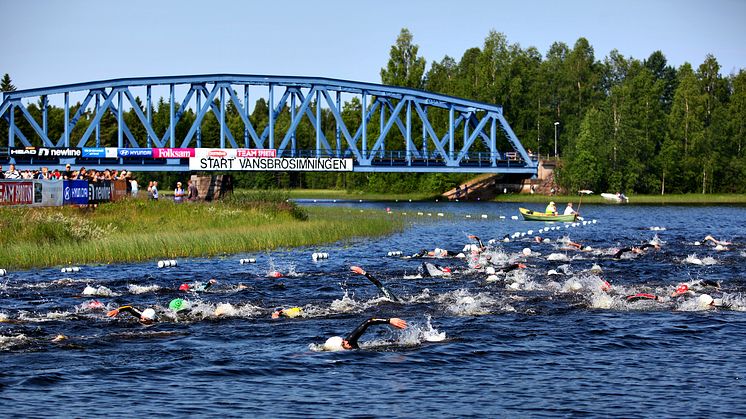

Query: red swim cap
[[675, 284, 689, 294], [179, 283, 190, 291], [442, 267, 452, 273], [269, 271, 282, 278]]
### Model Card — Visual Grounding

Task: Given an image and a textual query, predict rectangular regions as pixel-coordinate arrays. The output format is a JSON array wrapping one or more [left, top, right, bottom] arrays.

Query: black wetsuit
[[361, 272, 400, 302], [344, 318, 390, 349], [496, 263, 524, 273], [613, 243, 657, 259]]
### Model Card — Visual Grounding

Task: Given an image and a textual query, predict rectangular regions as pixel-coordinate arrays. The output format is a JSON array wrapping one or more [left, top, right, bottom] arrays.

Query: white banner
[[189, 157, 353, 172]]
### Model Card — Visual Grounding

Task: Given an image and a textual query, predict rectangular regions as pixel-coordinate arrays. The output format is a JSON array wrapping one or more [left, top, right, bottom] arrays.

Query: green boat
[[519, 207, 577, 222]]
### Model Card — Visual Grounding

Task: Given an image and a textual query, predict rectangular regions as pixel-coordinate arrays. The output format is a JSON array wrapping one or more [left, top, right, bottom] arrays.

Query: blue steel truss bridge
[[0, 75, 537, 175]]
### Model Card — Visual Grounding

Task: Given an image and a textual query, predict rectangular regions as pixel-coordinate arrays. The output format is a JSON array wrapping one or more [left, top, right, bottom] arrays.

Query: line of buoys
[[387, 251, 403, 257], [157, 260, 178, 268], [61, 266, 81, 273], [0, 269, 7, 276], [312, 252, 329, 260], [239, 258, 256, 264]]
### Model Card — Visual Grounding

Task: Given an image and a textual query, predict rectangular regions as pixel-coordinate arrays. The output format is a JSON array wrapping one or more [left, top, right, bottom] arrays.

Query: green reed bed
[[0, 195, 403, 269]]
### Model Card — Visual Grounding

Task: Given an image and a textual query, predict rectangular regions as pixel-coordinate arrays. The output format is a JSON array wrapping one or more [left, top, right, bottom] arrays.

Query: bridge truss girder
[[1, 75, 536, 174]]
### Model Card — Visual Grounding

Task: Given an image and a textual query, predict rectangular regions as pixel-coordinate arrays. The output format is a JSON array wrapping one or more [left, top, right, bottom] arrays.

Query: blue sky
[[1, 0, 744, 90]]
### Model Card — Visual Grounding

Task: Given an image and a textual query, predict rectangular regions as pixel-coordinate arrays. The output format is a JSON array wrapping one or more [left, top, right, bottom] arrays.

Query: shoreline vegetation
[[0, 191, 404, 270], [278, 189, 746, 205]]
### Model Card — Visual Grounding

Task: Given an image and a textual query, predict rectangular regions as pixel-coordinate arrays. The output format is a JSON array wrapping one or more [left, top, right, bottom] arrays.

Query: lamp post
[[553, 121, 560, 158]]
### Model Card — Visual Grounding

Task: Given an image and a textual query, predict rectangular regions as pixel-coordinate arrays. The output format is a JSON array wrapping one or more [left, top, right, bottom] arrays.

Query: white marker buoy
[[239, 258, 256, 264], [437, 213, 444, 217], [499, 215, 506, 219], [0, 268, 6, 276], [511, 215, 518, 220], [481, 214, 488, 219], [465, 214, 472, 218]]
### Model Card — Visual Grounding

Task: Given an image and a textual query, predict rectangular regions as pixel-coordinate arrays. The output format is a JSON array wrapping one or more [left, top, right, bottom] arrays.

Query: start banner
[[189, 157, 353, 172]]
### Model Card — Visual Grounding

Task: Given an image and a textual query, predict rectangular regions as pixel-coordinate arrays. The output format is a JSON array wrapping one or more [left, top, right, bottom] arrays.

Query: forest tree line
[[2, 28, 745, 194]]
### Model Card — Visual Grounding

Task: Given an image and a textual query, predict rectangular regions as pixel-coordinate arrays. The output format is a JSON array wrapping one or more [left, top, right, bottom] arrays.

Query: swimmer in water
[[107, 305, 157, 324], [671, 280, 720, 297], [323, 317, 408, 351], [350, 266, 401, 302], [467, 235, 485, 252], [179, 278, 217, 292], [703, 235, 731, 247], [612, 242, 660, 259], [625, 293, 659, 302], [419, 262, 453, 278], [271, 307, 303, 319], [496, 262, 527, 273]]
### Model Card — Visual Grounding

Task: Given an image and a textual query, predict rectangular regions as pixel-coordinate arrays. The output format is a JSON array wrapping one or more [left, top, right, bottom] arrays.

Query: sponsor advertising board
[[63, 180, 90, 205], [153, 148, 196, 158], [88, 181, 112, 204], [10, 147, 82, 157], [117, 148, 153, 158], [32, 180, 64, 207], [0, 181, 34, 205], [111, 180, 128, 201], [189, 157, 353, 172], [193, 148, 277, 159]]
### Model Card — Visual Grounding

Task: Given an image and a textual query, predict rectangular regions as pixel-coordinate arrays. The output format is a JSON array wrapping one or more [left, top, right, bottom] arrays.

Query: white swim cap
[[323, 336, 345, 352], [698, 294, 714, 307], [141, 308, 156, 320], [522, 248, 532, 256], [485, 266, 496, 275]]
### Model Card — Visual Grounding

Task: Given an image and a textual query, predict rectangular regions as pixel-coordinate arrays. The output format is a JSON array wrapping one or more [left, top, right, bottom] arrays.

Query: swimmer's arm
[[107, 306, 141, 319], [344, 318, 391, 349]]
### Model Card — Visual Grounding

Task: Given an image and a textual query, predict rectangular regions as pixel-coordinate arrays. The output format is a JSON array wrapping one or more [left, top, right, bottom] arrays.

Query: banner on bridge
[[193, 148, 277, 159], [189, 157, 353, 172]]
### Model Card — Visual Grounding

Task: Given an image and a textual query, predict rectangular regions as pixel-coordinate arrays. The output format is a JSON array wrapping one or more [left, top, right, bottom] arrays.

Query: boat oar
[[577, 190, 593, 218]]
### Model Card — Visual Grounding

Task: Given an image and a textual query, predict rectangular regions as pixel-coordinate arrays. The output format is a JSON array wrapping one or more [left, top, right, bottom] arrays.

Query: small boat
[[519, 207, 577, 222], [601, 193, 629, 203]]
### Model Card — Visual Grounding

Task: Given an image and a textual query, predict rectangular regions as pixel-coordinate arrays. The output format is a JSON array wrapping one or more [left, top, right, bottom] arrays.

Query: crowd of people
[[1, 163, 199, 202]]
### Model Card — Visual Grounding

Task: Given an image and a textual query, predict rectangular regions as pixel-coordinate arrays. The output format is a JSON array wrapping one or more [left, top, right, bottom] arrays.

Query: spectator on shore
[[75, 167, 87, 180], [51, 169, 61, 180], [130, 178, 139, 197], [151, 181, 159, 200], [5, 164, 21, 179], [36, 167, 50, 180], [174, 182, 185, 203], [187, 179, 199, 201], [63, 164, 73, 180], [0, 165, 4, 179]]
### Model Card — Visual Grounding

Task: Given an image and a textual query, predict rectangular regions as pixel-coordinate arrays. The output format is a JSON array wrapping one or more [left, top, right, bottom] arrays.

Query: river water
[[1, 201, 745, 417]]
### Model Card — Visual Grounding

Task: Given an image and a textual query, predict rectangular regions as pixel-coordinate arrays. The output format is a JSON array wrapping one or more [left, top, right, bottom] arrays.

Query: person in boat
[[563, 202, 577, 216], [350, 266, 401, 302], [322, 317, 408, 351], [179, 278, 217, 292], [271, 306, 303, 319], [545, 201, 558, 215], [612, 243, 660, 259], [703, 235, 731, 247], [107, 305, 157, 324]]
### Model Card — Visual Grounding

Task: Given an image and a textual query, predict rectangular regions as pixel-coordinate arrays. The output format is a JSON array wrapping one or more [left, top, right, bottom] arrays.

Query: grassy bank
[[491, 193, 746, 205], [277, 189, 439, 201], [0, 193, 403, 269]]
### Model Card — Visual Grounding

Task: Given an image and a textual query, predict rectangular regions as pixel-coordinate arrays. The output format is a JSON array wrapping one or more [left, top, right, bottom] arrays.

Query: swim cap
[[675, 284, 689, 294], [323, 336, 345, 352], [169, 298, 186, 312], [698, 294, 714, 307], [141, 308, 156, 320], [269, 271, 282, 278], [522, 248, 532, 256], [179, 283, 190, 291], [284, 307, 303, 318]]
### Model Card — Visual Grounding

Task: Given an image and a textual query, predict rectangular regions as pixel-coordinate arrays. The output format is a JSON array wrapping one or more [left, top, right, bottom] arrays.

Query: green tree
[[1, 73, 16, 92], [380, 28, 426, 89]]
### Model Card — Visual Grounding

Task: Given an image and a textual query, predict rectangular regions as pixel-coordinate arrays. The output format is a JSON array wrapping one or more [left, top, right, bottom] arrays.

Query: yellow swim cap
[[284, 307, 303, 318]]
